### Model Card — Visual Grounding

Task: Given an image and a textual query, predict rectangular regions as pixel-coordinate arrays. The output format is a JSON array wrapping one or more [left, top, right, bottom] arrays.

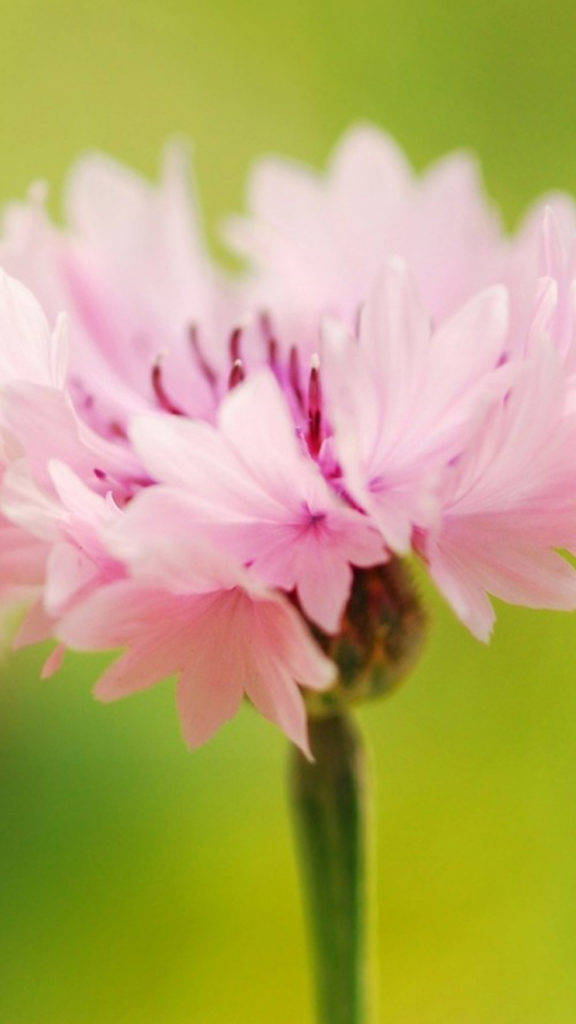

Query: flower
[[0, 126, 576, 751]]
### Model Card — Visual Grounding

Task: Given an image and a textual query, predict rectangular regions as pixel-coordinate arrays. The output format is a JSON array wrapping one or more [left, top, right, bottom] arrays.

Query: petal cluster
[[0, 126, 575, 750]]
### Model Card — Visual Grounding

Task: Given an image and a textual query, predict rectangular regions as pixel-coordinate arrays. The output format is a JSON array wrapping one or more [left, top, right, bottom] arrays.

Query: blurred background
[[2, 1, 576, 1021]]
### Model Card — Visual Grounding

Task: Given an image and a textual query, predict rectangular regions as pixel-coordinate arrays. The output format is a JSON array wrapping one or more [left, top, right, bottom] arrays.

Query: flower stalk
[[290, 713, 369, 1024], [290, 560, 426, 1023]]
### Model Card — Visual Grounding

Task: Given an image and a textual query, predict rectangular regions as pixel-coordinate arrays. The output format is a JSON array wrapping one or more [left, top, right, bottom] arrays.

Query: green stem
[[290, 713, 370, 1024]]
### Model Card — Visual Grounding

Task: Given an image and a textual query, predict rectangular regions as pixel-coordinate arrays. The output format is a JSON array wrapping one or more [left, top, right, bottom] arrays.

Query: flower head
[[0, 126, 576, 750]]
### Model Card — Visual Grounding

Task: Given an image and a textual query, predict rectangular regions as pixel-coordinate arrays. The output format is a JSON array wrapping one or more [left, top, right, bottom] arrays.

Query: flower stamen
[[228, 358, 245, 389], [260, 311, 279, 372], [188, 324, 218, 392], [151, 356, 185, 415], [229, 326, 243, 364], [289, 346, 304, 408], [307, 354, 322, 457]]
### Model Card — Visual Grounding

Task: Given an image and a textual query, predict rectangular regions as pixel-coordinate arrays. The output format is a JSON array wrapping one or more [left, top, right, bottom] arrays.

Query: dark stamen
[[259, 310, 274, 343], [289, 346, 304, 408], [307, 356, 322, 457], [228, 359, 245, 389], [93, 468, 107, 481], [189, 325, 218, 391], [151, 358, 185, 415], [267, 336, 278, 370], [259, 312, 279, 371], [229, 326, 243, 364]]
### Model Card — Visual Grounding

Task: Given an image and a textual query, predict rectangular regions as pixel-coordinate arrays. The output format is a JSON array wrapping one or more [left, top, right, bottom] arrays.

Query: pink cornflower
[[0, 127, 575, 749]]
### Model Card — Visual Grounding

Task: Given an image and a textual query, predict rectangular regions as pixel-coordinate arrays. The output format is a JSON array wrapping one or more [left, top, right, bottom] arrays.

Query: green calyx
[[305, 558, 427, 718]]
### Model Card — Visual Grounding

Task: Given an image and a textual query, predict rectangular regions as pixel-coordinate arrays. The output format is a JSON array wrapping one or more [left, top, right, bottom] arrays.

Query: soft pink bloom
[[0, 129, 576, 749]]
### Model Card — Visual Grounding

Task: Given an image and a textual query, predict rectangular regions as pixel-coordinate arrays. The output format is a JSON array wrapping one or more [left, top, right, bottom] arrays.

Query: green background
[[2, 1, 576, 1021]]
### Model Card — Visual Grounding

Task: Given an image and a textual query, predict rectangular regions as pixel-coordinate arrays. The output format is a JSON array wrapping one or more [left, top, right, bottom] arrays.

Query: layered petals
[[0, 269, 67, 389], [226, 123, 504, 350], [130, 371, 384, 632], [59, 520, 335, 752], [421, 345, 576, 638], [0, 127, 576, 753], [322, 261, 510, 551]]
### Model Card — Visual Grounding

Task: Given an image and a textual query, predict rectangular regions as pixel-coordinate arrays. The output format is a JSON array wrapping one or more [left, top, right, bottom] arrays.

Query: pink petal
[[57, 580, 174, 649], [0, 270, 65, 387], [14, 599, 54, 649], [41, 643, 66, 679], [94, 644, 179, 703], [245, 661, 311, 757]]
